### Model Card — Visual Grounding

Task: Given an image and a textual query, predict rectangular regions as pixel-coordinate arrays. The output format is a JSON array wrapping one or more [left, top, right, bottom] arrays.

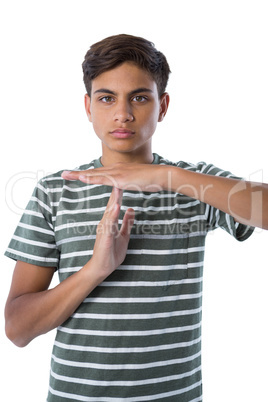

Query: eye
[[132, 95, 148, 103], [99, 96, 114, 103]]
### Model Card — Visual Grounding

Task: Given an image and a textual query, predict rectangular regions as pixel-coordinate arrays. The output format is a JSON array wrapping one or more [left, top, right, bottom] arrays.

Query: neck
[[100, 148, 154, 167]]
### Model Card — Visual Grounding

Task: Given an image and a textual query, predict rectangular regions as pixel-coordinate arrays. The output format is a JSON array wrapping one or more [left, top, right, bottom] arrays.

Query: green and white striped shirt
[[5, 154, 254, 401]]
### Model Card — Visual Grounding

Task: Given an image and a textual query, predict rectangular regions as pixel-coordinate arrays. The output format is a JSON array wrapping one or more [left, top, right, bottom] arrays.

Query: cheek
[[90, 111, 108, 133], [142, 111, 159, 134], [92, 121, 103, 138]]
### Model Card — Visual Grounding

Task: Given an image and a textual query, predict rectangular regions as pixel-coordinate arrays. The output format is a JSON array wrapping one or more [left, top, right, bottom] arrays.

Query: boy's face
[[85, 62, 169, 165]]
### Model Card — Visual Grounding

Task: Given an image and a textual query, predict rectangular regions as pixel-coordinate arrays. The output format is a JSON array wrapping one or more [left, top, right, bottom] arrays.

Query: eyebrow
[[93, 87, 154, 96]]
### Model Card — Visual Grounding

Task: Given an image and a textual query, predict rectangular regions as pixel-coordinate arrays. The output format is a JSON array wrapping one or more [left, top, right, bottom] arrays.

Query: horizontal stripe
[[56, 235, 96, 246], [58, 322, 201, 337], [59, 247, 204, 261], [5, 247, 58, 263], [51, 350, 201, 370], [60, 250, 93, 259], [55, 206, 106, 217], [55, 221, 99, 232], [129, 232, 206, 239], [54, 192, 112, 204], [135, 215, 205, 225], [119, 262, 202, 270], [22, 209, 44, 218], [11, 234, 57, 249], [55, 232, 206, 248], [31, 194, 52, 214], [48, 379, 202, 401], [99, 278, 202, 287], [47, 183, 99, 193], [72, 306, 202, 320], [53, 335, 202, 354], [58, 261, 203, 274], [42, 175, 64, 182], [84, 292, 203, 304], [53, 190, 190, 203], [127, 246, 204, 255], [50, 366, 201, 389], [17, 222, 54, 236], [54, 200, 201, 216], [58, 266, 83, 273], [54, 216, 206, 233]]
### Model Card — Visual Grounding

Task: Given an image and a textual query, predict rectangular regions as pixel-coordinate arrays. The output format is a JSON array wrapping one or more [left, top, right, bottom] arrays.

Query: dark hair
[[82, 34, 171, 97]]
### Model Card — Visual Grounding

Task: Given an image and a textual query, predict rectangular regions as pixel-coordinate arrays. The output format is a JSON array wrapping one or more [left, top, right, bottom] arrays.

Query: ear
[[84, 94, 92, 122], [158, 92, 170, 122]]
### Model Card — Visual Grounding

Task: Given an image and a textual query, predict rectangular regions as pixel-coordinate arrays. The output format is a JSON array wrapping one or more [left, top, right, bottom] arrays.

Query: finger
[[61, 169, 103, 181], [97, 188, 122, 238], [61, 170, 80, 181], [79, 173, 117, 187], [120, 208, 135, 237], [62, 169, 118, 187], [103, 187, 123, 218]]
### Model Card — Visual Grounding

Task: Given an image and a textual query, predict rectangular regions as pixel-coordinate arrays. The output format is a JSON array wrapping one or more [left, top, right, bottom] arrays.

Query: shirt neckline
[[94, 153, 160, 168]]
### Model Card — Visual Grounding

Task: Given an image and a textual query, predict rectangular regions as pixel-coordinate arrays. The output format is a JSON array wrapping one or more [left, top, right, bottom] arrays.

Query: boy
[[5, 34, 268, 401]]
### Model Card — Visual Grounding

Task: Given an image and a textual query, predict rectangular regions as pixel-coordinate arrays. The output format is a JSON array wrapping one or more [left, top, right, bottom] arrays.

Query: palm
[[92, 188, 135, 278]]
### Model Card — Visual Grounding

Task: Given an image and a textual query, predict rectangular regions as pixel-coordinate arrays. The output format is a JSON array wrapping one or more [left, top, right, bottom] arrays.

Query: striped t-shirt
[[5, 154, 254, 401]]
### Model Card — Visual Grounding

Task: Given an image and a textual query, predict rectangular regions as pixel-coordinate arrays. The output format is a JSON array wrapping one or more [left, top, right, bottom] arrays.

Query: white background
[[0, 1, 267, 401]]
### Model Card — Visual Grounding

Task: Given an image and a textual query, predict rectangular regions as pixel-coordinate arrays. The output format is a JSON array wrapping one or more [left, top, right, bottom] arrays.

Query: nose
[[113, 101, 134, 123]]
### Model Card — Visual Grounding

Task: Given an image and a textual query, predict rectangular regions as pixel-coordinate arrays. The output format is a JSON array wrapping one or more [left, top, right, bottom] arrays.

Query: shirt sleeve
[[5, 179, 60, 268], [193, 162, 255, 241]]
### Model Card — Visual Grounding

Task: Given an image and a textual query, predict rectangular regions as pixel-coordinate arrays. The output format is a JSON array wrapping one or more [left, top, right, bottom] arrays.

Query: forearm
[[6, 188, 134, 348], [168, 166, 268, 229], [5, 260, 103, 347], [62, 163, 268, 229]]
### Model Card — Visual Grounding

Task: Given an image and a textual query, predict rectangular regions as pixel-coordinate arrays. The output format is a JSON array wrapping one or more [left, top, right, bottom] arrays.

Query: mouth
[[110, 129, 135, 139]]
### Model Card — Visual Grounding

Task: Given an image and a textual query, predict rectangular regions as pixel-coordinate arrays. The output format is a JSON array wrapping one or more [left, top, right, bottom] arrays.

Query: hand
[[62, 163, 268, 230], [90, 187, 135, 281], [62, 163, 169, 192]]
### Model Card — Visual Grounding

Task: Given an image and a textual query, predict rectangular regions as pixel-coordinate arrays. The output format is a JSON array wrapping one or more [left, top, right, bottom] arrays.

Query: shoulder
[[39, 160, 96, 189], [30, 160, 98, 208], [156, 154, 238, 178], [156, 154, 209, 171]]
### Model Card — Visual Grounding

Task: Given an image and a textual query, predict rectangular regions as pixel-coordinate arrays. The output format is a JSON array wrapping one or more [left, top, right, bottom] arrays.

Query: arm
[[5, 187, 135, 347], [62, 163, 268, 230], [170, 166, 268, 230]]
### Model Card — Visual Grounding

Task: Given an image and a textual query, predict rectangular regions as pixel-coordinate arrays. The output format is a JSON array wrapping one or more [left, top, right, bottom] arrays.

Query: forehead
[[91, 62, 158, 94]]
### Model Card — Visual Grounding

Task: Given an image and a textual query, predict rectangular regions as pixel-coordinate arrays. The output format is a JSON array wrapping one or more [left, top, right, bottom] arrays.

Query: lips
[[110, 129, 135, 139]]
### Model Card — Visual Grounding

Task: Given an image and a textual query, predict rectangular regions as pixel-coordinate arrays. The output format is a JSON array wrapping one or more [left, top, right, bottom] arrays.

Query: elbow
[[5, 320, 31, 348], [4, 300, 32, 348]]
